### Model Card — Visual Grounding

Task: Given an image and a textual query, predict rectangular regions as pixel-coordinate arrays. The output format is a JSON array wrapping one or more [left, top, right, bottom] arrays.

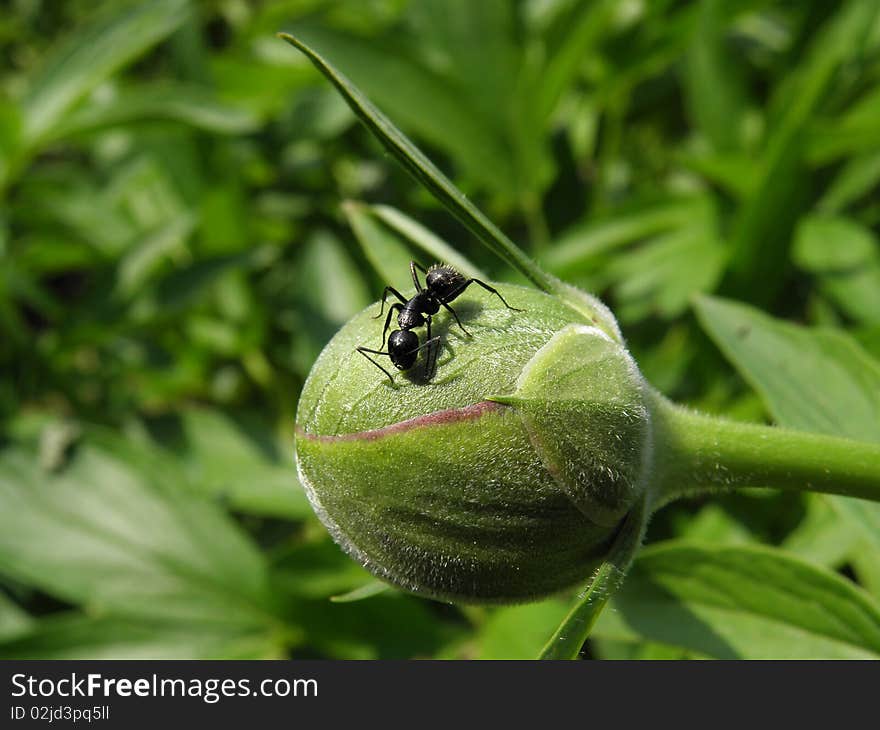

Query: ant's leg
[[424, 315, 435, 372], [463, 279, 523, 311], [405, 336, 441, 356], [425, 316, 441, 378], [356, 346, 395, 384], [374, 286, 408, 319], [413, 335, 440, 352], [410, 260, 428, 292], [380, 304, 404, 348], [440, 301, 471, 337]]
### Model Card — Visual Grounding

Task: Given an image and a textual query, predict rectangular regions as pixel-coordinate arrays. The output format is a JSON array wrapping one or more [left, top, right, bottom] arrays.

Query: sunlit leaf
[[0, 614, 284, 660], [694, 295, 880, 440], [594, 543, 880, 659], [0, 435, 276, 626], [151, 408, 312, 520]]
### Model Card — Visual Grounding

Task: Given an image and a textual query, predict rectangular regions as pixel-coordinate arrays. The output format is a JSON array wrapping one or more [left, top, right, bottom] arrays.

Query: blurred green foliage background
[[2, 0, 880, 659]]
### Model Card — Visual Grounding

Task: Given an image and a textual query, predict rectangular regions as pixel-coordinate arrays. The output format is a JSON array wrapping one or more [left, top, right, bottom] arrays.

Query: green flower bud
[[294, 285, 652, 603]]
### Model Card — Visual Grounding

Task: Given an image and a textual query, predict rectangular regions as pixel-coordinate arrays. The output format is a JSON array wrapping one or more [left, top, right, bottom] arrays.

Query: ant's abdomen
[[388, 329, 418, 370]]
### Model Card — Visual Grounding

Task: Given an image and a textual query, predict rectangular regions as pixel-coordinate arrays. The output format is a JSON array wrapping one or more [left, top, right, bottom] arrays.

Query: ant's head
[[426, 264, 466, 300]]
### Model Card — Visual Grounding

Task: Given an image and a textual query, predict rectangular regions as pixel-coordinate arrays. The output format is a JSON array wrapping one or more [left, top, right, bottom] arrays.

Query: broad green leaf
[[675, 504, 756, 546], [781, 494, 861, 568], [476, 600, 569, 660], [0, 615, 285, 660], [693, 295, 880, 440], [114, 213, 197, 297], [852, 549, 880, 599], [144, 249, 267, 317], [21, 0, 191, 145], [592, 637, 704, 660], [406, 0, 519, 130], [0, 435, 276, 626], [594, 543, 880, 659], [269, 539, 378, 602], [809, 85, 880, 163], [154, 408, 311, 520], [47, 82, 261, 141], [286, 593, 461, 660], [297, 230, 371, 325], [681, 152, 756, 200], [608, 221, 727, 322], [32, 181, 137, 258], [829, 498, 880, 555]]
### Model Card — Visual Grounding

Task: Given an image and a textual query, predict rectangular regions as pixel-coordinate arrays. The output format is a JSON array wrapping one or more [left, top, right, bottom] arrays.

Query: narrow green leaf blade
[[342, 201, 414, 292], [683, 0, 747, 152], [277, 32, 554, 292], [371, 205, 486, 280], [22, 0, 191, 145], [287, 24, 517, 196], [48, 82, 261, 141], [330, 581, 391, 604]]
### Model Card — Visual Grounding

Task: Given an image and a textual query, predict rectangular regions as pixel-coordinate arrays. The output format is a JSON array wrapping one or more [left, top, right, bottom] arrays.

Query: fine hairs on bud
[[295, 285, 653, 603]]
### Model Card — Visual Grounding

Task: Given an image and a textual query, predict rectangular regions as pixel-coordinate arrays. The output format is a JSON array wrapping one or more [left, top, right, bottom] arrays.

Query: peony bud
[[294, 284, 652, 603]]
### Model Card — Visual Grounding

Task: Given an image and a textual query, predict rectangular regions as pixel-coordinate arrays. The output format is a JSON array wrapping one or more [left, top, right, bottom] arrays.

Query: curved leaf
[[594, 543, 880, 659]]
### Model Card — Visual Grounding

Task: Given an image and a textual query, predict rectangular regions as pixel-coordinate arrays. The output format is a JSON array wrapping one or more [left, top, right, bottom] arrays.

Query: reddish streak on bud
[[297, 400, 507, 442]]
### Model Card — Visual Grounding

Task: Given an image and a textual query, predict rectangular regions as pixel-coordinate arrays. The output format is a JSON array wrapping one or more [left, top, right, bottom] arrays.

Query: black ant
[[356, 261, 522, 384]]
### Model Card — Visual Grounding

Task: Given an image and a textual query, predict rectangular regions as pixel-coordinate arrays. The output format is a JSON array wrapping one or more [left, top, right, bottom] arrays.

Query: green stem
[[649, 392, 880, 509], [539, 497, 648, 660]]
